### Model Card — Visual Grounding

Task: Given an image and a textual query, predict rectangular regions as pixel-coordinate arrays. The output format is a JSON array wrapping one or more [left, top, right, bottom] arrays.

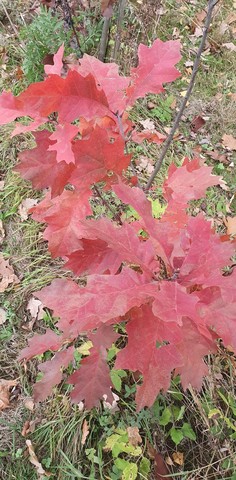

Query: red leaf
[[127, 39, 181, 105], [32, 190, 92, 257], [44, 44, 64, 76], [64, 239, 122, 275], [163, 158, 223, 204], [48, 123, 79, 164], [19, 329, 63, 361], [68, 349, 113, 408], [69, 127, 131, 191], [74, 54, 130, 113], [132, 129, 166, 145], [15, 131, 76, 197], [34, 346, 74, 402]]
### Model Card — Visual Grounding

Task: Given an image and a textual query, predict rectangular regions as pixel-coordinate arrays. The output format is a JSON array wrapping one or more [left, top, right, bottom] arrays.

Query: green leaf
[[107, 345, 120, 361], [149, 198, 166, 218], [122, 463, 138, 480], [159, 407, 172, 426], [169, 427, 184, 445], [139, 457, 151, 476], [115, 458, 130, 471], [181, 423, 196, 441], [110, 369, 127, 392]]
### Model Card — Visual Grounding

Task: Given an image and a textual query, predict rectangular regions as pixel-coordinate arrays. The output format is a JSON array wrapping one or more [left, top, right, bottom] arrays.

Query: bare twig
[[98, 17, 111, 61], [112, 0, 126, 62], [59, 0, 82, 57], [145, 0, 219, 191], [93, 185, 122, 224]]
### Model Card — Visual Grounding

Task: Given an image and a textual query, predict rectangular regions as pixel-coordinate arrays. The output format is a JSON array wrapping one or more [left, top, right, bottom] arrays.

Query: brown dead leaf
[[18, 198, 38, 221], [22, 420, 31, 437], [0, 219, 5, 244], [127, 426, 142, 447], [0, 378, 18, 410], [222, 134, 236, 151], [172, 451, 184, 466], [26, 439, 52, 478], [226, 12, 236, 24], [225, 216, 236, 236], [24, 397, 35, 412], [0, 307, 7, 325], [140, 119, 155, 130], [191, 115, 206, 133], [27, 297, 44, 321], [222, 42, 236, 52], [0, 254, 20, 293], [206, 150, 229, 164], [81, 419, 89, 445]]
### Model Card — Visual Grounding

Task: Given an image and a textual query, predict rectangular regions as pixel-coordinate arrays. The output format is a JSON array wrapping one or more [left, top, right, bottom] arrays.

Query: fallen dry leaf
[[127, 426, 142, 447], [0, 307, 7, 325], [81, 419, 89, 445], [172, 451, 184, 466], [18, 198, 38, 221], [26, 439, 52, 478], [27, 297, 44, 321], [226, 12, 236, 24], [190, 115, 206, 133], [24, 397, 35, 411], [222, 133, 236, 151], [0, 219, 5, 244], [0, 180, 4, 190], [225, 216, 236, 236], [222, 42, 236, 52], [140, 119, 155, 130], [206, 150, 228, 165], [0, 254, 20, 293], [0, 378, 18, 410]]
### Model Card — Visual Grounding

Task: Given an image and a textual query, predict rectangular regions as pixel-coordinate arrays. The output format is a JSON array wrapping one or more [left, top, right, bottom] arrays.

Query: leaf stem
[[145, 0, 219, 191]]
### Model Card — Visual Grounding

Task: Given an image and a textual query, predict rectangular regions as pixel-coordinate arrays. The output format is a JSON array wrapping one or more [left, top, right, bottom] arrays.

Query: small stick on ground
[[58, 0, 82, 57], [98, 17, 111, 61], [145, 0, 219, 191], [112, 0, 126, 62]]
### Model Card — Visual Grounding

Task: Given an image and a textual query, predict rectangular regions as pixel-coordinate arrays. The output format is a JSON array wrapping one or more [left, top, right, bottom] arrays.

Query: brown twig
[[112, 0, 126, 62], [98, 17, 111, 61], [145, 0, 219, 191], [93, 185, 122, 224], [59, 0, 82, 57]]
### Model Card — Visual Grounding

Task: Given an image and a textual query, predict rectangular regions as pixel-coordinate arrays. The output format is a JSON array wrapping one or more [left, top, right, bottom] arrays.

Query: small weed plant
[[0, 39, 235, 416]]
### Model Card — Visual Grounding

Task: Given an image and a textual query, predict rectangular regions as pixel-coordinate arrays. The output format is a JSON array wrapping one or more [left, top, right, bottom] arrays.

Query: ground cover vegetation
[[0, 1, 236, 479]]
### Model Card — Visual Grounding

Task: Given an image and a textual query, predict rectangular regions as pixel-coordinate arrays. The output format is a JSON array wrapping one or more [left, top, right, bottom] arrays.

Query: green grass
[[0, 0, 236, 479]]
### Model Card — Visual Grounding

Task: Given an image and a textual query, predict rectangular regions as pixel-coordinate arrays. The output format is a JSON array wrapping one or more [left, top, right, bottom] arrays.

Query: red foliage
[[1, 39, 235, 411]]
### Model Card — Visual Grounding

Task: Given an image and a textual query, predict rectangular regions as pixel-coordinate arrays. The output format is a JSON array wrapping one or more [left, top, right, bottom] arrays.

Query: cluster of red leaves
[[1, 40, 235, 411]]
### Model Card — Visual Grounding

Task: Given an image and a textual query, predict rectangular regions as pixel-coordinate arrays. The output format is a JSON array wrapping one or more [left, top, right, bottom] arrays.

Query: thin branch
[[93, 185, 122, 224], [112, 0, 126, 62], [59, 0, 82, 57], [145, 0, 219, 191], [116, 113, 142, 187], [98, 17, 111, 61]]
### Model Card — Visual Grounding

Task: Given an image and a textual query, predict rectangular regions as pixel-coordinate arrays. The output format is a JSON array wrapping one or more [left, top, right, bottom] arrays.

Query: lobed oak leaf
[[69, 349, 113, 408], [35, 269, 156, 336], [175, 318, 217, 390], [48, 123, 79, 164], [152, 281, 199, 326], [88, 324, 119, 351], [34, 346, 74, 402], [69, 127, 131, 191], [18, 329, 64, 361], [74, 54, 130, 114], [15, 131, 76, 197], [34, 190, 92, 257], [80, 217, 158, 277], [127, 39, 181, 105], [44, 44, 64, 76], [64, 239, 122, 275], [163, 158, 223, 204], [135, 344, 182, 410]]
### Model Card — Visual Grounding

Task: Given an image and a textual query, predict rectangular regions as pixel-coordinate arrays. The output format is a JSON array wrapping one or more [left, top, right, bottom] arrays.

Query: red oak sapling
[[1, 39, 235, 411]]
